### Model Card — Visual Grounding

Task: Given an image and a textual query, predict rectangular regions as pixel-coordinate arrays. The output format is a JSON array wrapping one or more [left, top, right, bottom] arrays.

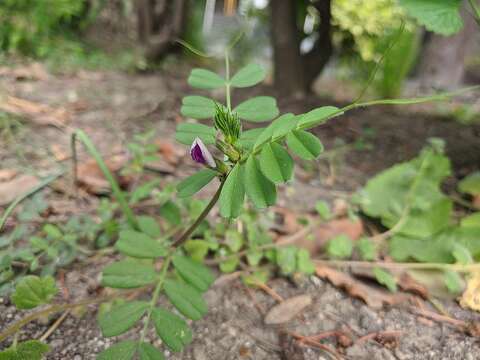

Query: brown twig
[[38, 310, 70, 342]]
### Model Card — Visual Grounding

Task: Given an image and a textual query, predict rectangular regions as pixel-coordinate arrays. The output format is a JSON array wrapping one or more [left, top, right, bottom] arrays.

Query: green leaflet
[[163, 279, 208, 320], [137, 216, 162, 238], [373, 267, 397, 292], [297, 106, 340, 129], [188, 68, 225, 89], [152, 308, 192, 352], [458, 171, 480, 196], [180, 96, 216, 119], [0, 340, 49, 360], [276, 246, 297, 275], [175, 123, 216, 145], [234, 96, 279, 122], [11, 276, 57, 310], [219, 163, 245, 218], [116, 230, 167, 259], [399, 0, 463, 36], [296, 249, 315, 275], [286, 130, 324, 160], [159, 200, 181, 226], [244, 155, 276, 209], [230, 63, 266, 88], [101, 260, 157, 289], [177, 169, 217, 198], [259, 143, 294, 184], [238, 127, 266, 150], [444, 270, 464, 294], [326, 235, 353, 259], [97, 341, 137, 360], [98, 301, 149, 337], [138, 343, 165, 360], [172, 255, 215, 292], [253, 113, 296, 150]]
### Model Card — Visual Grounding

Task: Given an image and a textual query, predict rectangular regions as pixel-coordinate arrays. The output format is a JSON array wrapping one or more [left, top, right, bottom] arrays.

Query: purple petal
[[190, 137, 216, 168]]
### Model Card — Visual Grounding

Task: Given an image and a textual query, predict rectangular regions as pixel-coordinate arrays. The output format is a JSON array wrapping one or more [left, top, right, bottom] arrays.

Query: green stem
[[0, 171, 64, 232], [172, 179, 225, 248], [71, 130, 138, 229], [139, 256, 172, 344], [469, 0, 480, 23], [225, 51, 231, 111]]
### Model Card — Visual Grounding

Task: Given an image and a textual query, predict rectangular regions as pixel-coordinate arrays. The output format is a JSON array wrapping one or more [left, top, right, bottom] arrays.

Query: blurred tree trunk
[[137, 0, 187, 61], [418, 6, 477, 89], [270, 0, 333, 98]]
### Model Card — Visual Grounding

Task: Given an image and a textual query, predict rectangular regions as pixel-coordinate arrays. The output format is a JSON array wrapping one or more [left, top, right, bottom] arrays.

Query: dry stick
[[38, 310, 70, 342], [313, 259, 480, 273], [288, 331, 343, 360], [355, 330, 403, 344]]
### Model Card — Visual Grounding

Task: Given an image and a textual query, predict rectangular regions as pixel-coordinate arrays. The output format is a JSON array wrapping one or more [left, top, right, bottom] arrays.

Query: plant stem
[[225, 50, 231, 111], [0, 296, 114, 343], [469, 0, 480, 23], [172, 180, 225, 248], [0, 171, 64, 232], [139, 256, 172, 344], [71, 130, 138, 229], [314, 259, 480, 273]]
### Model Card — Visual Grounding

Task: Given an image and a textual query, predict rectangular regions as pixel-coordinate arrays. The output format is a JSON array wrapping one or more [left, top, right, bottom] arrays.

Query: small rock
[[264, 294, 312, 325]]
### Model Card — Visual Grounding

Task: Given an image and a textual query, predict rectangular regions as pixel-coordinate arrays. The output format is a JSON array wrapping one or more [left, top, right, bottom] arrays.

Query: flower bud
[[214, 104, 241, 144], [190, 137, 216, 168]]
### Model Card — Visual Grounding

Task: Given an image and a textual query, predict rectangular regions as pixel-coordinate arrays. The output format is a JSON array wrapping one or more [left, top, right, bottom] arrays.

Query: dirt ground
[[1, 63, 480, 359]]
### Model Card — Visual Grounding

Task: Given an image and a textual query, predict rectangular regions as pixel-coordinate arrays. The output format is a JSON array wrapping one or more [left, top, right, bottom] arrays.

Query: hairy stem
[[172, 180, 225, 248], [71, 130, 138, 229], [225, 51, 231, 111], [139, 256, 172, 344]]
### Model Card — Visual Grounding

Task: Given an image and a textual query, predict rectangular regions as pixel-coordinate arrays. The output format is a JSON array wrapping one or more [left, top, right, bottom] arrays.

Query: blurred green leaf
[[357, 238, 377, 261], [164, 279, 208, 320], [98, 301, 149, 337], [230, 64, 265, 88], [181, 96, 216, 119], [276, 246, 297, 274], [259, 143, 294, 184], [137, 216, 162, 238], [373, 267, 397, 292], [138, 343, 165, 360], [177, 169, 217, 198], [444, 270, 464, 294], [244, 156, 276, 209], [11, 276, 57, 309], [102, 260, 157, 289], [315, 201, 332, 220], [296, 248, 315, 274], [97, 340, 137, 360], [116, 230, 167, 259], [326, 235, 353, 259], [159, 201, 182, 226], [219, 164, 245, 218], [286, 130, 323, 160], [175, 123, 216, 145], [188, 68, 225, 89], [458, 172, 480, 196], [0, 340, 49, 360], [234, 96, 279, 122], [172, 255, 215, 293], [297, 106, 340, 129]]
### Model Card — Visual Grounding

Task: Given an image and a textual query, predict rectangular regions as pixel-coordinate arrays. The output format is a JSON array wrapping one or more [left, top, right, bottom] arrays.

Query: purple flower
[[190, 137, 216, 168]]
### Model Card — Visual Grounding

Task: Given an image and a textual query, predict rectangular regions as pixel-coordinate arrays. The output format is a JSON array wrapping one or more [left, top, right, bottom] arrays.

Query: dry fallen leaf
[[264, 295, 312, 325], [316, 265, 412, 309], [0, 95, 71, 127], [76, 154, 129, 195], [0, 175, 40, 206], [460, 272, 480, 312], [0, 169, 18, 182]]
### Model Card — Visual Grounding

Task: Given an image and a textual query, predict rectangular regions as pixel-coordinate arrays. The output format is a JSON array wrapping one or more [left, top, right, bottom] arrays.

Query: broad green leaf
[[11, 276, 57, 309], [259, 143, 294, 184], [0, 340, 49, 360], [315, 201, 332, 220], [461, 213, 480, 228], [184, 240, 211, 262], [163, 279, 208, 320], [152, 308, 192, 352], [238, 128, 267, 150], [137, 216, 162, 238], [219, 163, 245, 218], [444, 270, 464, 294], [286, 130, 324, 160], [252, 113, 296, 150], [276, 246, 297, 274], [230, 63, 266, 88], [139, 343, 165, 360], [244, 155, 276, 208], [175, 123, 216, 145], [297, 106, 340, 129], [389, 231, 455, 263], [296, 248, 315, 274], [458, 172, 480, 195], [97, 341, 137, 360], [181, 96, 216, 119], [130, 180, 161, 204], [218, 248, 239, 273], [326, 235, 353, 259], [373, 267, 397, 292], [101, 260, 157, 289], [177, 169, 217, 198], [188, 68, 225, 89], [399, 0, 463, 35], [225, 230, 243, 252], [98, 301, 149, 337], [159, 200, 181, 226], [234, 96, 279, 122], [357, 238, 377, 261], [116, 230, 167, 259], [172, 255, 215, 292], [452, 243, 473, 265]]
